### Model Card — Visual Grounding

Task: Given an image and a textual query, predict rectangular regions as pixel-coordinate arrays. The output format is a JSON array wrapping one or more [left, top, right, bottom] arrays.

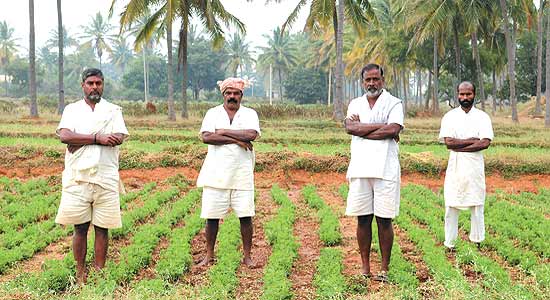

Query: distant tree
[[225, 32, 254, 77], [283, 67, 327, 104], [0, 21, 18, 96], [110, 36, 133, 74], [122, 55, 167, 98], [80, 12, 116, 69], [29, 0, 38, 117], [188, 37, 227, 100]]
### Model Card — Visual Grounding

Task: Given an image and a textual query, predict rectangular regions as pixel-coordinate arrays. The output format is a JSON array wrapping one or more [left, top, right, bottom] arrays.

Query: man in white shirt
[[344, 64, 404, 282], [439, 81, 493, 250], [55, 68, 129, 283], [196, 77, 260, 267]]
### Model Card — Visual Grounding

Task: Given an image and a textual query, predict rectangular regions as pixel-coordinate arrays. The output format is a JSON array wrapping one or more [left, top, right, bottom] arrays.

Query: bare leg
[[357, 215, 374, 276], [197, 219, 219, 266], [239, 217, 254, 267], [73, 222, 90, 284], [376, 216, 394, 272], [93, 225, 109, 270]]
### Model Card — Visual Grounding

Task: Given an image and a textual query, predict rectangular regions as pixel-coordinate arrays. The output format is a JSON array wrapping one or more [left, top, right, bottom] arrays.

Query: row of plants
[[401, 185, 534, 298], [0, 177, 53, 208], [0, 193, 58, 234], [301, 185, 342, 246], [501, 189, 550, 215], [200, 215, 242, 300], [261, 185, 298, 300]]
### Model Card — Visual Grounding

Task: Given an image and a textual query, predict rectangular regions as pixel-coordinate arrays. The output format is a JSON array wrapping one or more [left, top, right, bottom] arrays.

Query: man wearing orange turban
[[196, 77, 260, 268]]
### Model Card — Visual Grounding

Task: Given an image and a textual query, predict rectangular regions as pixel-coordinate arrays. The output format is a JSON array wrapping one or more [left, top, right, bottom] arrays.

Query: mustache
[[228, 98, 238, 103]]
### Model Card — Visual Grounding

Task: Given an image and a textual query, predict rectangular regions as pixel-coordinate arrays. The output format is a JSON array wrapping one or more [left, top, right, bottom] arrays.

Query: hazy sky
[[1, 0, 308, 56]]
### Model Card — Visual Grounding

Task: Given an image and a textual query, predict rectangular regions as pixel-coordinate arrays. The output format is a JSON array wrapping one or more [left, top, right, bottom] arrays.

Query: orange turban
[[217, 77, 249, 93]]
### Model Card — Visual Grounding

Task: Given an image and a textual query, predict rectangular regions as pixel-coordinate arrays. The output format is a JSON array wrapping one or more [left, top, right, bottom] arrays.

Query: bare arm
[[443, 137, 480, 150], [201, 132, 253, 151], [58, 128, 124, 153], [344, 115, 385, 137], [215, 129, 258, 142], [363, 123, 402, 140], [452, 138, 491, 152]]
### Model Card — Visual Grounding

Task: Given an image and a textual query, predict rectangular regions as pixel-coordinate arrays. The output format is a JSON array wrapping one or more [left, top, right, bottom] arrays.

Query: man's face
[[223, 87, 243, 109], [457, 83, 475, 109], [362, 68, 384, 98], [82, 75, 104, 103]]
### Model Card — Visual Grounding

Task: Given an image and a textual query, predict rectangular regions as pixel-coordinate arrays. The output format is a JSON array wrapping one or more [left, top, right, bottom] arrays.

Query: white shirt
[[57, 99, 129, 192], [346, 90, 404, 181], [439, 106, 494, 207], [196, 104, 261, 190]]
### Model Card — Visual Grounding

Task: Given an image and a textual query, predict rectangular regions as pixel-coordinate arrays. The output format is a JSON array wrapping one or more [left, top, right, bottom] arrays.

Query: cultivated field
[[0, 107, 549, 300]]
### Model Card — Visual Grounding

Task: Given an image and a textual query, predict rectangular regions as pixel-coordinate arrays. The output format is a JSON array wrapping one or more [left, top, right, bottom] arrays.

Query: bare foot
[[361, 264, 371, 277], [242, 257, 257, 268], [76, 268, 87, 285], [196, 256, 215, 267]]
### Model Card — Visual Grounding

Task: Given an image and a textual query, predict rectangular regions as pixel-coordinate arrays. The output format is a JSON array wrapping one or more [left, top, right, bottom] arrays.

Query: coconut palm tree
[[110, 36, 133, 74], [29, 0, 38, 117], [111, 0, 245, 120], [46, 27, 78, 51], [225, 32, 255, 77], [80, 12, 116, 69], [275, 0, 373, 120], [535, 0, 545, 115], [56, 0, 64, 114], [0, 21, 18, 97], [257, 27, 299, 100]]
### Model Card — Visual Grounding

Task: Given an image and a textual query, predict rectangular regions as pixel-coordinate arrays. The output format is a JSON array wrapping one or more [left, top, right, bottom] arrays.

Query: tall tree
[[546, 7, 550, 127], [0, 21, 18, 97], [535, 0, 545, 115], [110, 35, 133, 74], [225, 32, 254, 77], [278, 0, 372, 120], [499, 0, 519, 122], [80, 12, 115, 69], [57, 0, 64, 114], [112, 0, 245, 119], [29, 0, 38, 117], [257, 27, 298, 100]]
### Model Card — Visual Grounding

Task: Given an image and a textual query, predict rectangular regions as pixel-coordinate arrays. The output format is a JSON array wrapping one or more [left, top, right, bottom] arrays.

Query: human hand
[[394, 135, 400, 143], [349, 114, 360, 122], [236, 140, 253, 151], [97, 134, 123, 147], [215, 129, 226, 136]]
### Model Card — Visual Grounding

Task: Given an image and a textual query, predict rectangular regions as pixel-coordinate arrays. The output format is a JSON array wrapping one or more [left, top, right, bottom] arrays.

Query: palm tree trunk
[[402, 69, 407, 115], [29, 0, 38, 117], [453, 22, 461, 104], [545, 10, 550, 127], [471, 30, 486, 111], [327, 68, 332, 105], [166, 3, 175, 121], [492, 69, 497, 116], [432, 35, 439, 113], [499, 0, 518, 122], [417, 69, 422, 106], [536, 0, 544, 115], [142, 47, 148, 103], [180, 16, 189, 119], [57, 0, 64, 115], [333, 1, 345, 120], [425, 71, 432, 110], [278, 68, 283, 100]]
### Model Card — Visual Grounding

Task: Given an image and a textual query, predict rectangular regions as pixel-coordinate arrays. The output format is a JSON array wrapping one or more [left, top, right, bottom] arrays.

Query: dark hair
[[457, 81, 476, 94], [81, 68, 104, 82], [361, 63, 384, 79]]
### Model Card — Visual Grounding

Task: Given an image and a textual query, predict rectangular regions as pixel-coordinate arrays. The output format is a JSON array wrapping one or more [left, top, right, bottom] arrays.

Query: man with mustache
[[196, 77, 260, 267], [344, 63, 404, 282], [439, 81, 493, 251], [55, 68, 128, 283]]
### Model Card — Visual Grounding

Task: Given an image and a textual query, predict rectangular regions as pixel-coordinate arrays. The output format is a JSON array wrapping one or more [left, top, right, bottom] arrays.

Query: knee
[[206, 219, 219, 227], [239, 217, 252, 226], [357, 215, 373, 226], [376, 216, 392, 228], [74, 222, 90, 236]]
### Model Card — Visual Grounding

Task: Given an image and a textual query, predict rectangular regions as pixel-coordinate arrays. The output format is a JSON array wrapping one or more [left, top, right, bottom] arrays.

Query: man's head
[[217, 77, 247, 110], [361, 63, 384, 99], [81, 68, 104, 104], [457, 81, 476, 110]]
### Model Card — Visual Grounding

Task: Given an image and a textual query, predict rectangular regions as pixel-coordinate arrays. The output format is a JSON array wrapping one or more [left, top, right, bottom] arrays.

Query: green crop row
[[0, 193, 58, 234], [501, 189, 550, 215], [155, 190, 203, 281], [200, 215, 242, 300], [261, 185, 298, 300], [120, 182, 157, 210], [0, 177, 53, 209], [313, 248, 346, 300], [401, 185, 534, 298], [302, 185, 342, 246]]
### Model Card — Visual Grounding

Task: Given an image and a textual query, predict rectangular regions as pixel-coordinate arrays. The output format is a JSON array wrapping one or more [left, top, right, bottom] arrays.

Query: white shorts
[[55, 182, 122, 229], [200, 187, 255, 219], [345, 178, 400, 218]]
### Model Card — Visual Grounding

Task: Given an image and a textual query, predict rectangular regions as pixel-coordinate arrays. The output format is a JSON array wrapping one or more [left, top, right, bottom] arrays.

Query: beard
[[365, 87, 382, 98], [87, 91, 102, 103], [458, 99, 474, 109]]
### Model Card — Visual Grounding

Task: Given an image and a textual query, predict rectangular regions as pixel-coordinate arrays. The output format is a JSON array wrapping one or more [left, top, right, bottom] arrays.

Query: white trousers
[[444, 205, 485, 248]]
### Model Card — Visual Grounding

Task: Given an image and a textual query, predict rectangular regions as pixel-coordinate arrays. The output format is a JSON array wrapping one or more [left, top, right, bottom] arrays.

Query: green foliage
[[283, 67, 327, 104], [262, 185, 298, 300], [313, 248, 346, 300], [302, 185, 342, 246], [122, 55, 168, 99], [188, 37, 227, 100]]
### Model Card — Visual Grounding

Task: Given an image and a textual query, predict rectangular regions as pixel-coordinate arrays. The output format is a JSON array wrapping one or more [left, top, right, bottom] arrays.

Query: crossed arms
[[344, 114, 402, 140], [58, 128, 126, 153], [201, 129, 258, 151], [443, 137, 491, 152]]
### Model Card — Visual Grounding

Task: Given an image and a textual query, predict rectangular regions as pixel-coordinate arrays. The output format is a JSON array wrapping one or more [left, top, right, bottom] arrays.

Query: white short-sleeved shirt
[[439, 107, 494, 207], [196, 104, 261, 190], [57, 99, 129, 192], [346, 90, 404, 181]]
